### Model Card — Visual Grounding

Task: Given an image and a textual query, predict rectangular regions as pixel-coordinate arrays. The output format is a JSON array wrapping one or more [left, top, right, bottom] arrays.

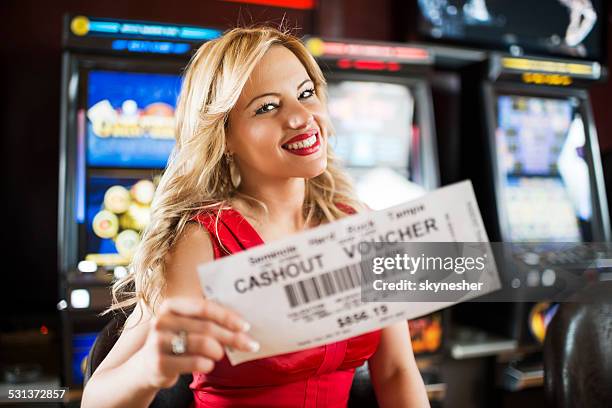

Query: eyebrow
[[245, 78, 313, 110]]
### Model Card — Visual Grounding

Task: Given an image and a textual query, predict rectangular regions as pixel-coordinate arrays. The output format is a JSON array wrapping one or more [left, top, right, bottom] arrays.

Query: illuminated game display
[[417, 0, 604, 60], [326, 80, 428, 209], [86, 71, 180, 168], [60, 15, 220, 279], [327, 81, 414, 171], [495, 95, 593, 242], [305, 37, 438, 211], [83, 70, 182, 265], [86, 177, 158, 265]]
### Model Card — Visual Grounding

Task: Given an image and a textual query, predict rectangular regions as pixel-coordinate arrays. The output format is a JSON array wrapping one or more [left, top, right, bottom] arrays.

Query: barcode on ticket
[[283, 264, 362, 307]]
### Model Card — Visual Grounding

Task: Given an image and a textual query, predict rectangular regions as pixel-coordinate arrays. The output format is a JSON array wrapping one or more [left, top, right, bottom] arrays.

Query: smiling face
[[226, 45, 329, 184]]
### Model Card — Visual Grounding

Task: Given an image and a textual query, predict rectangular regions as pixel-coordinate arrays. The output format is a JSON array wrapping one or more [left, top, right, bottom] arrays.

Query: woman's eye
[[299, 88, 316, 99], [255, 102, 278, 115]]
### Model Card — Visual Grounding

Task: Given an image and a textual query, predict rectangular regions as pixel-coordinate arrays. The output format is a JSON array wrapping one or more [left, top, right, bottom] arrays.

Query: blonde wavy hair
[[107, 26, 361, 316]]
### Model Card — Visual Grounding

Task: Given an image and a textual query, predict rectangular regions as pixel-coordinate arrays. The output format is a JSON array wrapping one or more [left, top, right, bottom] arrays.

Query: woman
[[82, 26, 430, 408]]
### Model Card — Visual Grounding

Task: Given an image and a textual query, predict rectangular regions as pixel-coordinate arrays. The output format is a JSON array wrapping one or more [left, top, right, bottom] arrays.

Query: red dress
[[190, 208, 382, 407]]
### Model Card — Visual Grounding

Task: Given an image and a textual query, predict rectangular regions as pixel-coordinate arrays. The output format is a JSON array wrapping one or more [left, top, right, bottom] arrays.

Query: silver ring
[[171, 330, 188, 355]]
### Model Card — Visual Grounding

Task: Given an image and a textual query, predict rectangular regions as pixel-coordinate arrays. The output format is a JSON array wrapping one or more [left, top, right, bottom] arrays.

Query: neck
[[236, 175, 307, 231]]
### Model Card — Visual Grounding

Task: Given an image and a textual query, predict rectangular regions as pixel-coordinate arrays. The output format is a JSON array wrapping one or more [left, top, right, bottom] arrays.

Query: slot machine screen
[[495, 94, 593, 242], [327, 80, 426, 209], [84, 175, 158, 265], [86, 70, 181, 168], [327, 80, 414, 171], [416, 0, 605, 61]]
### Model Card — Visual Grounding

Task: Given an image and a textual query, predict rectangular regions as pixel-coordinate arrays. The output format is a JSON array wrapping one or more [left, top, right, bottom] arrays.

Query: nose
[[285, 100, 314, 130]]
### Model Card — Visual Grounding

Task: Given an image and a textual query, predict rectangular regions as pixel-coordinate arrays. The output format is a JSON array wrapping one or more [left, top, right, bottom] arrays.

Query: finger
[[161, 298, 249, 332], [188, 335, 226, 362], [157, 331, 225, 361], [154, 313, 224, 337], [158, 354, 215, 375], [156, 320, 259, 354], [207, 326, 260, 353]]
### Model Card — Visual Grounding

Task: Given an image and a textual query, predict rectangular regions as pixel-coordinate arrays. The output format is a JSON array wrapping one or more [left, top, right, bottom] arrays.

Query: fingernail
[[241, 321, 251, 333], [247, 340, 260, 352]]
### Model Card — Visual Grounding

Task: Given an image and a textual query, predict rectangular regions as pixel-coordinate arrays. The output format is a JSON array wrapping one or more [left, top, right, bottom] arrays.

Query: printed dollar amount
[[337, 305, 389, 329]]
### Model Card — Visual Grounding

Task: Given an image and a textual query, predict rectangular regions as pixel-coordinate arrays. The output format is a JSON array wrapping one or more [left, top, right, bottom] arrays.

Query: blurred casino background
[[1, 0, 611, 407]]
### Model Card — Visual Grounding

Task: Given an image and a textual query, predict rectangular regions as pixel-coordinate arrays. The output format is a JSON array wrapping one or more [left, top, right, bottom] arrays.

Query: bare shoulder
[[164, 221, 214, 298], [166, 222, 214, 265]]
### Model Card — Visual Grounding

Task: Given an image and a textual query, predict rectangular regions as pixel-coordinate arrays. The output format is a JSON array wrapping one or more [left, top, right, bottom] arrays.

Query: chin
[[302, 159, 327, 179]]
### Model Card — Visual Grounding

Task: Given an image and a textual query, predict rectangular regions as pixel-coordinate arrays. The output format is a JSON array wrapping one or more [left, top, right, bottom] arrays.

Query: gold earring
[[226, 152, 241, 188]]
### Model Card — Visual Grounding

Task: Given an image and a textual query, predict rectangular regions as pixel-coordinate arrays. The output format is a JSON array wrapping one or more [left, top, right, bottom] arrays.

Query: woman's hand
[[137, 297, 258, 389]]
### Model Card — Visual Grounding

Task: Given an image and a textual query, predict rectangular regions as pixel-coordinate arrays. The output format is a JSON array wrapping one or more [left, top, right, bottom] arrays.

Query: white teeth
[[284, 134, 317, 150]]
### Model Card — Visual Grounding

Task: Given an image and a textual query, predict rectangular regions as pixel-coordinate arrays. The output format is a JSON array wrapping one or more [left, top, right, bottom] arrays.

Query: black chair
[[348, 364, 379, 408], [83, 311, 194, 408], [543, 282, 612, 408]]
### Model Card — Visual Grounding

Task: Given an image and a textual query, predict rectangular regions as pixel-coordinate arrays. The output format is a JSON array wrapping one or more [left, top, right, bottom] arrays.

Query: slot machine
[[305, 37, 440, 209], [414, 0, 609, 344], [412, 0, 609, 400], [306, 38, 447, 403], [57, 15, 221, 389], [458, 53, 610, 348]]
